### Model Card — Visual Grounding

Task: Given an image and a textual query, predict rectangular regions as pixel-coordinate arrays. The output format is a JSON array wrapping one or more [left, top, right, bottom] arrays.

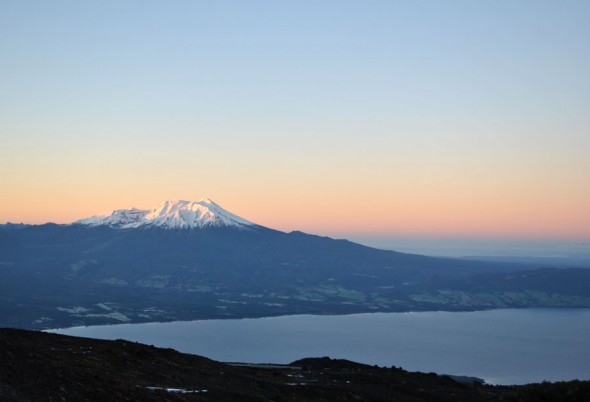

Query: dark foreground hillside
[[1, 329, 588, 401]]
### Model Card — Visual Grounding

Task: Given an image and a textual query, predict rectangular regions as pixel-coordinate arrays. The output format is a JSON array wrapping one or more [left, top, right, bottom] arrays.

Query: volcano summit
[[75, 198, 255, 230]]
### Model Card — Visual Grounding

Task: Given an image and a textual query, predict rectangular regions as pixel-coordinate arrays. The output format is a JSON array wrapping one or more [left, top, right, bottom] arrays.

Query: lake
[[49, 308, 590, 385]]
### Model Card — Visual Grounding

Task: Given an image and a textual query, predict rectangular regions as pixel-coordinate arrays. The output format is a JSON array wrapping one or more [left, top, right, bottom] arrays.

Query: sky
[[1, 1, 589, 252]]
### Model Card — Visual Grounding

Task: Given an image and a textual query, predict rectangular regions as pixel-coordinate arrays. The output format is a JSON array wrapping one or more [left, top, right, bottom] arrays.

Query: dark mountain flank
[[0, 223, 589, 329], [1, 328, 589, 402]]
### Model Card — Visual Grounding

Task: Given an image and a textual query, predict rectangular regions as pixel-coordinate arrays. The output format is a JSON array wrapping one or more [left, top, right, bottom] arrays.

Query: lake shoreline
[[7, 327, 590, 401], [49, 308, 590, 385]]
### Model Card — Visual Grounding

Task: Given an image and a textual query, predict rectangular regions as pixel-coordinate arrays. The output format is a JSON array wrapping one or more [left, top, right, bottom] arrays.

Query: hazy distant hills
[[0, 199, 589, 329]]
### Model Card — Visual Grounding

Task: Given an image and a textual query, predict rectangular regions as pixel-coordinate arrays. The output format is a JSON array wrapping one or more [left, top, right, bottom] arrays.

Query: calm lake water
[[50, 309, 590, 385]]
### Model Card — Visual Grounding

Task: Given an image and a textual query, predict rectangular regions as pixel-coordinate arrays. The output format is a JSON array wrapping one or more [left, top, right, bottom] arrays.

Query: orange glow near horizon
[[1, 94, 588, 243], [2, 185, 588, 241]]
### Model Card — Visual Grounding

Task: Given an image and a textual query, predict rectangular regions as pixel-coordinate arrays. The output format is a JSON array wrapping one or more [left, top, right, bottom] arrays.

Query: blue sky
[[3, 1, 588, 123], [1, 1, 589, 251]]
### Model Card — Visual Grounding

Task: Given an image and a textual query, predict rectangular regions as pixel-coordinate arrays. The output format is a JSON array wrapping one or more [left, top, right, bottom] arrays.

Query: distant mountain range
[[1, 199, 589, 330]]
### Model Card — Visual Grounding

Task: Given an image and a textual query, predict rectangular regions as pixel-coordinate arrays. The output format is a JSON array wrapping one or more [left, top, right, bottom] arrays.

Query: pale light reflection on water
[[50, 309, 590, 385]]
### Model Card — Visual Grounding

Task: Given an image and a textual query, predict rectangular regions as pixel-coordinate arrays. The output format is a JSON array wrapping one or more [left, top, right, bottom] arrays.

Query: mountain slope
[[0, 199, 588, 329]]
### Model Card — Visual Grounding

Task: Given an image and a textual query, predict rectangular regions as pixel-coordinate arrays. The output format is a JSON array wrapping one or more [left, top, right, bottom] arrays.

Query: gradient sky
[[1, 1, 589, 245]]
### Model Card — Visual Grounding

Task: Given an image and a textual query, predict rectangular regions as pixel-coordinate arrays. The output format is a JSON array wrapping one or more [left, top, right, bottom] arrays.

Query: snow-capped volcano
[[74, 198, 255, 229]]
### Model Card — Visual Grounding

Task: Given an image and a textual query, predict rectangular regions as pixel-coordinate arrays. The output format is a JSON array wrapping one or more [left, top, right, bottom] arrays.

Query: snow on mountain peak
[[74, 198, 255, 230]]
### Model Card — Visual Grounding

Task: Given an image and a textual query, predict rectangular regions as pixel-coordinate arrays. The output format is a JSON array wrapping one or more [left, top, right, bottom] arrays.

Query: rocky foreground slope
[[1, 328, 588, 401]]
